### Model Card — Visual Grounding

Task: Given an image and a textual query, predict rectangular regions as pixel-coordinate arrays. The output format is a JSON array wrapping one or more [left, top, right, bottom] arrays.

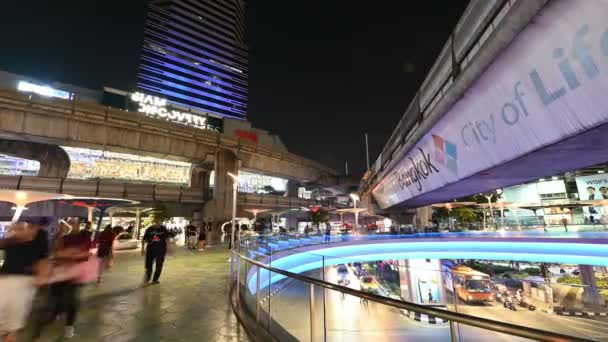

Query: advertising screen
[[575, 174, 608, 217]]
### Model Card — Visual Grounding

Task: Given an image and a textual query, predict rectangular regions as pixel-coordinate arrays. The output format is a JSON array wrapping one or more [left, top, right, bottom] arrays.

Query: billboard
[[575, 174, 608, 217], [373, 0, 608, 209]]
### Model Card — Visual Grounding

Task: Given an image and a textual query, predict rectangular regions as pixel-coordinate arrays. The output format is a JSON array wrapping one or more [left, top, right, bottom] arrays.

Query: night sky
[[0, 0, 468, 176]]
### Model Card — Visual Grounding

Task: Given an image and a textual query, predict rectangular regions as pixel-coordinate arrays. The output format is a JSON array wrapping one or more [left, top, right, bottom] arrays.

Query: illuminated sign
[[17, 81, 72, 100], [130, 92, 220, 132], [235, 129, 258, 144]]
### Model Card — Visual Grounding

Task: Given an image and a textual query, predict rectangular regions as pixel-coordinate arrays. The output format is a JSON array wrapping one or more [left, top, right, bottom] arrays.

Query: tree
[[452, 207, 477, 223], [310, 207, 330, 233], [142, 204, 171, 228]]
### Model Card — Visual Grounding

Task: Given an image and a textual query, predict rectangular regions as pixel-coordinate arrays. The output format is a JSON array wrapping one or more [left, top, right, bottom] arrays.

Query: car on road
[[114, 233, 139, 250], [337, 264, 349, 280], [337, 264, 348, 273], [360, 275, 379, 294]]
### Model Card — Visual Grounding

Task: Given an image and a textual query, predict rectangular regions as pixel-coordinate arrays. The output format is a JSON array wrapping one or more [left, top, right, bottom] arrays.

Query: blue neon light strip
[[246, 240, 608, 294]]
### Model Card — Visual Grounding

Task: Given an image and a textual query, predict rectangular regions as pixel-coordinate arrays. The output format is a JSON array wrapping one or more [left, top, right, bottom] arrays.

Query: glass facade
[[139, 0, 248, 120], [209, 170, 287, 194], [0, 154, 39, 176], [63, 147, 192, 185]]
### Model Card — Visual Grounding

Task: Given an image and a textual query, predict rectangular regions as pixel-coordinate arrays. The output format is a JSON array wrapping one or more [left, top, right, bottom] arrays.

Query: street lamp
[[350, 193, 360, 234], [227, 172, 239, 251]]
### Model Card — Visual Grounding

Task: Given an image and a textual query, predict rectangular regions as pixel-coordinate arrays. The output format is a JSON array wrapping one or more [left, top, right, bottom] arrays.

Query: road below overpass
[[262, 265, 608, 341]]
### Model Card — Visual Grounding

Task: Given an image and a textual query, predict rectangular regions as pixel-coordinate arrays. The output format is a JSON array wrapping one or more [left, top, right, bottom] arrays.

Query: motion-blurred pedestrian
[[198, 225, 206, 250], [48, 223, 93, 338], [96, 224, 115, 284], [0, 219, 50, 342]]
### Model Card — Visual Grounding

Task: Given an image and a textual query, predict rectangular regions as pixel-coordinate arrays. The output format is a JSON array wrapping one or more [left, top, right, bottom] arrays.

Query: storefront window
[[208, 170, 287, 194], [0, 154, 40, 176], [63, 147, 192, 185]]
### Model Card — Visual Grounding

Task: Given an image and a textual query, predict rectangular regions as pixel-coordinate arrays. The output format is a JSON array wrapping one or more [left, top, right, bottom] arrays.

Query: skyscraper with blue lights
[[138, 0, 248, 121]]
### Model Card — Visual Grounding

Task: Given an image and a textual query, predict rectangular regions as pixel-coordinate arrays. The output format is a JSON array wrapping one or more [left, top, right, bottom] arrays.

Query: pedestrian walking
[[96, 224, 115, 284], [142, 220, 169, 284], [186, 224, 197, 249], [198, 225, 206, 250], [48, 223, 93, 339], [0, 219, 50, 342]]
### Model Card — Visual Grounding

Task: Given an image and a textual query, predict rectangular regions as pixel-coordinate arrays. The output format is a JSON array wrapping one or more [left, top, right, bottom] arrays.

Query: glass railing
[[238, 228, 608, 261], [231, 250, 594, 341]]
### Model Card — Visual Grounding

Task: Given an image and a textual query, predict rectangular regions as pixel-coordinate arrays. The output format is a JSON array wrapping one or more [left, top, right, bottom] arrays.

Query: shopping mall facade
[[0, 70, 354, 231]]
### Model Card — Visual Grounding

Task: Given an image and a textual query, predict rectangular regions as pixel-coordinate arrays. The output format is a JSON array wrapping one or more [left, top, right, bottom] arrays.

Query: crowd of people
[[0, 217, 210, 341], [0, 218, 97, 341]]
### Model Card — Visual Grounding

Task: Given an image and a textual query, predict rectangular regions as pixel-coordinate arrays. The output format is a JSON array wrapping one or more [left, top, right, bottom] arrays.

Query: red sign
[[235, 129, 258, 144]]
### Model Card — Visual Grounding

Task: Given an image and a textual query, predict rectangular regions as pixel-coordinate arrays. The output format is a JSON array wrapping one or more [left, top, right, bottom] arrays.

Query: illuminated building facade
[[138, 0, 248, 121]]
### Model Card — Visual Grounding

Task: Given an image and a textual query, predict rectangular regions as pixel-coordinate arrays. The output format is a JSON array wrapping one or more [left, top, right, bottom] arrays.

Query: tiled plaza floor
[[27, 246, 249, 342]]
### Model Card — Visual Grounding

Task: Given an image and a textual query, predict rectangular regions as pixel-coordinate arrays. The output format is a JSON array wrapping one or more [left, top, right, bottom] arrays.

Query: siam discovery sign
[[130, 92, 221, 132], [373, 0, 608, 209]]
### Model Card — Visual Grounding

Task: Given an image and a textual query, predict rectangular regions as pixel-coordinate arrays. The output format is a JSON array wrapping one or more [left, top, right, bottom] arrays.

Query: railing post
[[236, 255, 241, 306], [267, 248, 272, 331], [450, 321, 459, 342], [322, 256, 327, 342], [230, 252, 234, 283], [310, 283, 315, 342], [256, 267, 261, 325]]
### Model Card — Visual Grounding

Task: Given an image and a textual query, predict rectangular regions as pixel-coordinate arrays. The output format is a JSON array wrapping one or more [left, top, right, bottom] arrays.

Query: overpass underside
[[370, 0, 608, 212]]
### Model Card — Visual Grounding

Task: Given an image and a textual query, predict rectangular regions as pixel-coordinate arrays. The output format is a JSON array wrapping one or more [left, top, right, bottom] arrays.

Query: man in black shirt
[[0, 219, 50, 342], [142, 220, 169, 284]]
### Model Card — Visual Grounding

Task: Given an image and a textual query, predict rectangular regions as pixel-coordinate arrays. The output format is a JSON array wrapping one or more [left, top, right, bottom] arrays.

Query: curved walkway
[[30, 247, 247, 342]]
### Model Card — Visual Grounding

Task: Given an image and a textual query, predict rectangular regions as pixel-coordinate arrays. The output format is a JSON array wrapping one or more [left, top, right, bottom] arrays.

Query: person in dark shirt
[[142, 220, 169, 284], [0, 219, 50, 342], [96, 225, 116, 283]]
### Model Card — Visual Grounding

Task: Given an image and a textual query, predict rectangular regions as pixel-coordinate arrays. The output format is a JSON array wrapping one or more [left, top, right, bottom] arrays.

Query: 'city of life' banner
[[373, 0, 608, 209]]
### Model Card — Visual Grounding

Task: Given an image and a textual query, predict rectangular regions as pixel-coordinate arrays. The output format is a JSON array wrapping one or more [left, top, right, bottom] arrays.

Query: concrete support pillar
[[286, 213, 298, 230], [87, 207, 94, 224], [0, 139, 70, 178], [135, 208, 141, 239], [287, 180, 299, 198], [415, 206, 432, 229], [579, 265, 606, 308], [191, 166, 211, 189], [203, 149, 238, 243], [213, 150, 239, 218]]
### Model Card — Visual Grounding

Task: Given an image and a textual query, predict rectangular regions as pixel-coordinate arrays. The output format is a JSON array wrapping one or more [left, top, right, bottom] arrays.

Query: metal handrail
[[234, 252, 595, 342]]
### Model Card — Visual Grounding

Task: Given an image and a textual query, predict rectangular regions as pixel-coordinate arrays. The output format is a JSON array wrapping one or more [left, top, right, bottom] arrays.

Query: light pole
[[350, 193, 360, 234], [227, 172, 239, 251], [483, 193, 496, 230], [496, 188, 505, 228]]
